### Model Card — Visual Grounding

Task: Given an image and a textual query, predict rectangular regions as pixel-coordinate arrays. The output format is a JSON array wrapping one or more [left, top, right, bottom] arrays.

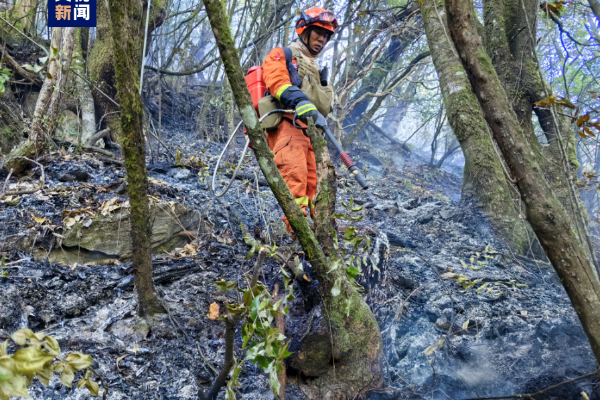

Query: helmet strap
[[299, 27, 321, 56]]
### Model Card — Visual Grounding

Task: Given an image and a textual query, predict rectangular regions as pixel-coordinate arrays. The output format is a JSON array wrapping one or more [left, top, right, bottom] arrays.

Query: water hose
[[211, 109, 294, 197], [292, 115, 368, 189]]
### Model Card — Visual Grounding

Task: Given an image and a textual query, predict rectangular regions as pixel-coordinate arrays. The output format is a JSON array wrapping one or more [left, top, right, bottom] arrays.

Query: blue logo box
[[48, 0, 96, 27]]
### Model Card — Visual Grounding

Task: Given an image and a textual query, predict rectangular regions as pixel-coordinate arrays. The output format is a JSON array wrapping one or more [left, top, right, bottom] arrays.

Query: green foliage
[[212, 265, 293, 399], [330, 197, 375, 315], [440, 245, 527, 296], [173, 147, 212, 183], [0, 329, 99, 399], [0, 67, 11, 95]]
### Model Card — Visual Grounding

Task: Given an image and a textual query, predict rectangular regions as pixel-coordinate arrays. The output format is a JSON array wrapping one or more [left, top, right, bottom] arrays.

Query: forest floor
[[0, 124, 599, 400]]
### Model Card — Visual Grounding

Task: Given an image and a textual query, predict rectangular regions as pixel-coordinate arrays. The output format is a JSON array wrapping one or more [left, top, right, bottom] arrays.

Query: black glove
[[313, 112, 328, 131], [320, 65, 329, 86], [295, 100, 319, 125]]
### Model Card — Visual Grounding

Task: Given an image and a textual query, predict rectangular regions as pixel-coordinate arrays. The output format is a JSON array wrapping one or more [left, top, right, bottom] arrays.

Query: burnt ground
[[1, 122, 599, 400]]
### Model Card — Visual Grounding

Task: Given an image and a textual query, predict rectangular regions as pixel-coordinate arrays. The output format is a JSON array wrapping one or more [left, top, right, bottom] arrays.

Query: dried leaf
[[65, 217, 77, 227], [440, 272, 456, 280], [13, 346, 55, 376], [534, 93, 558, 107], [65, 352, 93, 372], [423, 338, 445, 356], [207, 302, 220, 320], [34, 216, 48, 224]]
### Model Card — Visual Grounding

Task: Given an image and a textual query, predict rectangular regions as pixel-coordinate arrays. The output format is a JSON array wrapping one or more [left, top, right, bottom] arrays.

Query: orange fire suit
[[262, 47, 317, 232]]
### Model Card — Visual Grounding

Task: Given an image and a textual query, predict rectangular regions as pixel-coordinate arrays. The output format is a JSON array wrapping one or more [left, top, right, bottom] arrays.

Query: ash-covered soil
[[0, 126, 598, 400]]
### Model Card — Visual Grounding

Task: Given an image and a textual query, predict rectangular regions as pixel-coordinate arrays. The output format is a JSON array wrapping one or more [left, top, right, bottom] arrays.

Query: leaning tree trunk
[[203, 0, 383, 398], [3, 27, 76, 174], [420, 0, 530, 253], [107, 0, 164, 317], [446, 0, 600, 363], [483, 0, 592, 261]]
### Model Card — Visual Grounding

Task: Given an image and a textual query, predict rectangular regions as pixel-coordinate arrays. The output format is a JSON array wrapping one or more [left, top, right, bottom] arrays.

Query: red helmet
[[296, 7, 338, 36]]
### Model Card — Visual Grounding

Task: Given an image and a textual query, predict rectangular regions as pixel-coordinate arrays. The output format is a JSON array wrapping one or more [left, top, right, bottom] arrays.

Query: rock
[[440, 209, 453, 220], [58, 169, 91, 182], [55, 110, 81, 143], [374, 201, 399, 217], [417, 214, 433, 224], [385, 231, 418, 248], [172, 168, 191, 180], [148, 163, 174, 174], [400, 197, 420, 210], [57, 201, 203, 261], [59, 294, 87, 317], [440, 208, 464, 221]]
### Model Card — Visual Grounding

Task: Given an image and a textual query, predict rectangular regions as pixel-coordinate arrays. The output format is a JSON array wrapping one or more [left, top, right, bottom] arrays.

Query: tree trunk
[[107, 0, 164, 317], [483, 0, 591, 259], [73, 28, 96, 144], [3, 27, 76, 174], [88, 0, 120, 141], [446, 0, 600, 363], [203, 1, 383, 397], [421, 0, 530, 253], [9, 0, 38, 35]]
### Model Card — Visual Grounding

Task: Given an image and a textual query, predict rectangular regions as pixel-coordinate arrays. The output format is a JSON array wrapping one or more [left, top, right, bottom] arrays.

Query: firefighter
[[261, 7, 338, 235]]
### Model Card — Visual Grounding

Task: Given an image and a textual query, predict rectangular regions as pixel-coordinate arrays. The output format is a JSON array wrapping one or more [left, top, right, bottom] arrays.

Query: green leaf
[[254, 355, 269, 370], [460, 260, 467, 268], [346, 266, 360, 279], [343, 226, 356, 240], [214, 280, 237, 291], [250, 295, 262, 321], [332, 229, 338, 250], [331, 278, 342, 296], [462, 319, 470, 331], [423, 338, 445, 356], [328, 259, 341, 273]]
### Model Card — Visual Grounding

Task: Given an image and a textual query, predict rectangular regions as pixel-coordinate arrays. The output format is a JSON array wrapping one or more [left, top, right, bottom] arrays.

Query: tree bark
[[203, 0, 383, 397], [107, 0, 164, 317], [483, 0, 589, 257], [73, 28, 96, 144], [446, 0, 600, 363], [88, 0, 120, 142], [3, 27, 76, 174], [420, 0, 530, 253]]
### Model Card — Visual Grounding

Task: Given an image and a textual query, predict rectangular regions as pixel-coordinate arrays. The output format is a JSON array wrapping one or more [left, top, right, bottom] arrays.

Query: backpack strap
[[283, 47, 303, 87]]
